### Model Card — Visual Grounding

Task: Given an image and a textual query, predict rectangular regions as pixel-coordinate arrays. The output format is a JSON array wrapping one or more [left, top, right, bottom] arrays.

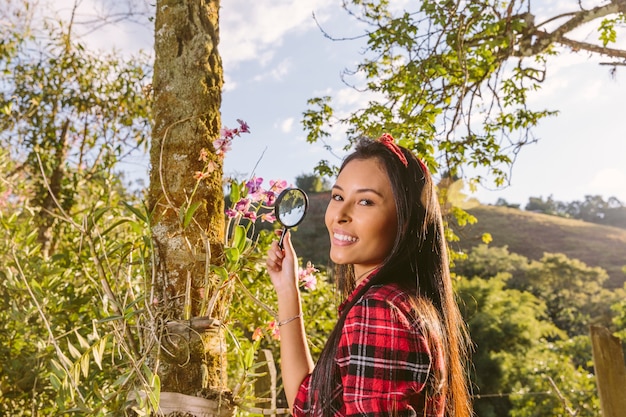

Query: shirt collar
[[338, 268, 380, 313]]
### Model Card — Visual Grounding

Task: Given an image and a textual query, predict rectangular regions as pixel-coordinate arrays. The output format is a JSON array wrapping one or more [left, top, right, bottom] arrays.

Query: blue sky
[[51, 0, 626, 206]]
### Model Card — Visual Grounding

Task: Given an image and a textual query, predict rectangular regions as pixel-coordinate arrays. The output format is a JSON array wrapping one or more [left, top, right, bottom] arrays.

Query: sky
[[45, 0, 626, 206]]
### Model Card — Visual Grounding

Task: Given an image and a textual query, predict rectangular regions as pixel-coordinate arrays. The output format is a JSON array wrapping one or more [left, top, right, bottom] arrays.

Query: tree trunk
[[148, 0, 232, 413], [35, 118, 70, 257]]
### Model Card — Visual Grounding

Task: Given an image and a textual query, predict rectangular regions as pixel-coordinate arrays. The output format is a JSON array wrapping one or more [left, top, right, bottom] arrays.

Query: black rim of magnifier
[[275, 188, 309, 248]]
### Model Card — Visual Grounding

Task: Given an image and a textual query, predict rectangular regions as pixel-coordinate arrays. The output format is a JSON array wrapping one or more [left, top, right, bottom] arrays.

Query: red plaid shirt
[[292, 276, 445, 417]]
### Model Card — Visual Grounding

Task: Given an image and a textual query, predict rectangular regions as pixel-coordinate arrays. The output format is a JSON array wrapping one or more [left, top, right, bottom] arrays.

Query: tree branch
[[557, 35, 626, 59], [516, 1, 624, 57]]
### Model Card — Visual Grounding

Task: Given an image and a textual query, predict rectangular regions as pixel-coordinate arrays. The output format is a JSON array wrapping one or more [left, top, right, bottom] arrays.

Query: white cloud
[[220, 0, 335, 69], [252, 58, 293, 82], [279, 117, 295, 133], [223, 73, 238, 92]]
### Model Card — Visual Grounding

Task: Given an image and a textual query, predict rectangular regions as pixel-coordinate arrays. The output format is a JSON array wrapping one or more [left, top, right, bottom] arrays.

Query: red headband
[[378, 133, 408, 167]]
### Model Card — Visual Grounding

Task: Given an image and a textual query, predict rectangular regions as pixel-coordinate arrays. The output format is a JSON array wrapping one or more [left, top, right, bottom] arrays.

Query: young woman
[[266, 134, 472, 417]]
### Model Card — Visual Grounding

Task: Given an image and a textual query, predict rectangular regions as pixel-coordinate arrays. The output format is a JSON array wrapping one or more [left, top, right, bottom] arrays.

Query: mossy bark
[[148, 0, 232, 409]]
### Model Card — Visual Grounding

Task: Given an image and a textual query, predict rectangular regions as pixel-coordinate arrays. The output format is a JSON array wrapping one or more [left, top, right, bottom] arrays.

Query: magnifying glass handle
[[278, 227, 287, 249]]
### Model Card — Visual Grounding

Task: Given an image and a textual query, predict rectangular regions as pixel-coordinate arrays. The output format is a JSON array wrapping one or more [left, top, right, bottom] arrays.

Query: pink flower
[[260, 212, 276, 223], [244, 211, 257, 222], [269, 179, 288, 194], [198, 148, 209, 162], [213, 137, 231, 156], [299, 261, 319, 291], [246, 177, 266, 202], [237, 119, 250, 133], [220, 127, 235, 140], [252, 327, 263, 342], [234, 198, 251, 213], [194, 171, 210, 180], [213, 120, 251, 158], [225, 209, 238, 218], [263, 190, 276, 206], [268, 321, 280, 341], [246, 177, 263, 194]]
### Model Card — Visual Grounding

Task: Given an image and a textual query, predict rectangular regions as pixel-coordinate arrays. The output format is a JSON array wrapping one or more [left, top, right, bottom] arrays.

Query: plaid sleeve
[[338, 290, 433, 417], [292, 373, 312, 417]]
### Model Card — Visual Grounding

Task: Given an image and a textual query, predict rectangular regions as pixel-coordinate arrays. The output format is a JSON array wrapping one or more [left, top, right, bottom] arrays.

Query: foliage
[[456, 244, 624, 338], [302, 1, 625, 192], [453, 244, 529, 281], [0, 7, 155, 414], [453, 244, 623, 416], [0, 7, 151, 259], [304, 0, 547, 184], [520, 253, 622, 336], [611, 283, 626, 341], [525, 194, 626, 229], [455, 272, 600, 417], [0, 134, 156, 415], [295, 173, 331, 193], [186, 169, 339, 413]]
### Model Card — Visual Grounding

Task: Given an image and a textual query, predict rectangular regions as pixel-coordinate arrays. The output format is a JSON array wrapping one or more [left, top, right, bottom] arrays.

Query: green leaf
[[244, 345, 255, 369], [93, 338, 104, 370], [49, 373, 62, 391], [75, 331, 89, 350], [81, 353, 90, 379], [67, 340, 81, 360], [234, 225, 247, 253], [230, 181, 241, 203], [91, 206, 110, 224], [149, 373, 161, 411], [101, 218, 132, 237], [225, 247, 240, 265], [183, 201, 202, 229], [123, 201, 148, 223], [210, 265, 229, 282]]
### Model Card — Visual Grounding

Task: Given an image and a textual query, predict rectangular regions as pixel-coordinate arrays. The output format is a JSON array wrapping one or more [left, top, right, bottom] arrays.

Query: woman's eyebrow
[[332, 184, 384, 198]]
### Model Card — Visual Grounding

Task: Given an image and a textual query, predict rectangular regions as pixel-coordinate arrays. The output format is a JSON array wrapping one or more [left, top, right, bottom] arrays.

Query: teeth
[[334, 233, 357, 242]]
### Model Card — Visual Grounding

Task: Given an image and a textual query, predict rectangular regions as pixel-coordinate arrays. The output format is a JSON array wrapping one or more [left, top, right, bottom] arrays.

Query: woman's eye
[[331, 194, 343, 201], [358, 199, 373, 206]]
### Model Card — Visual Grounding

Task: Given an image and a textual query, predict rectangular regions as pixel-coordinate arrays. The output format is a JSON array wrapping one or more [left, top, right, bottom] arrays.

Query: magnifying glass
[[274, 187, 309, 249]]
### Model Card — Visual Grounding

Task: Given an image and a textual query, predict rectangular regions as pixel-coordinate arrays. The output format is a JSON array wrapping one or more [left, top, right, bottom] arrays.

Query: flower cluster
[[194, 119, 250, 183], [252, 321, 280, 342], [213, 119, 250, 158], [226, 177, 288, 223]]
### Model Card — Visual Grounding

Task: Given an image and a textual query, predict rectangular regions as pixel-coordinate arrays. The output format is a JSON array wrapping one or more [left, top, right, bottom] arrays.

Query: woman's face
[[325, 158, 398, 281]]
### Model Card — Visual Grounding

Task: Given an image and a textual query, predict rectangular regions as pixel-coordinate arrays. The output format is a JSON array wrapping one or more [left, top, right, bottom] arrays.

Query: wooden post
[[590, 325, 626, 417], [255, 348, 278, 417]]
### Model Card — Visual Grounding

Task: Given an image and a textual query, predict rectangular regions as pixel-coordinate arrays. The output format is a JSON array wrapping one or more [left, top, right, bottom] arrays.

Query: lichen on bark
[[147, 0, 232, 407]]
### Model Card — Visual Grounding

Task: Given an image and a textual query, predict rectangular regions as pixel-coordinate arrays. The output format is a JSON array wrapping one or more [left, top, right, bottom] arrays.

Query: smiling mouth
[[333, 232, 358, 243]]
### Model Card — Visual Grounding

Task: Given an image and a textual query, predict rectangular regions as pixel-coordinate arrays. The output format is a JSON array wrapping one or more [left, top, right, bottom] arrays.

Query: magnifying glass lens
[[274, 188, 309, 248]]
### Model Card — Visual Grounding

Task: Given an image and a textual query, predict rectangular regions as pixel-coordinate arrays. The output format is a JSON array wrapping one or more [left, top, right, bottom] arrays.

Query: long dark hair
[[308, 137, 472, 417]]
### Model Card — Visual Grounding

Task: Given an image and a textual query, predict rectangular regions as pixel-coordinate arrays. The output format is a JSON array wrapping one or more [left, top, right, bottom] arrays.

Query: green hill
[[452, 204, 626, 288], [291, 193, 626, 289]]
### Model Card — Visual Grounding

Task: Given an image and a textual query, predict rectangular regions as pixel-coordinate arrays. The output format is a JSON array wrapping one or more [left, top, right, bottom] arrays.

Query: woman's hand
[[266, 230, 299, 296]]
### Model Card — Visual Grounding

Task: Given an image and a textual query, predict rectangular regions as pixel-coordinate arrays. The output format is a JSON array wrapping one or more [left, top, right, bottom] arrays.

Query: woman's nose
[[336, 206, 351, 224]]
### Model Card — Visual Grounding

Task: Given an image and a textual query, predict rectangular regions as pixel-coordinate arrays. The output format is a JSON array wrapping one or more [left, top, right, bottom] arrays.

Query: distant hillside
[[452, 205, 626, 289], [291, 193, 626, 289]]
